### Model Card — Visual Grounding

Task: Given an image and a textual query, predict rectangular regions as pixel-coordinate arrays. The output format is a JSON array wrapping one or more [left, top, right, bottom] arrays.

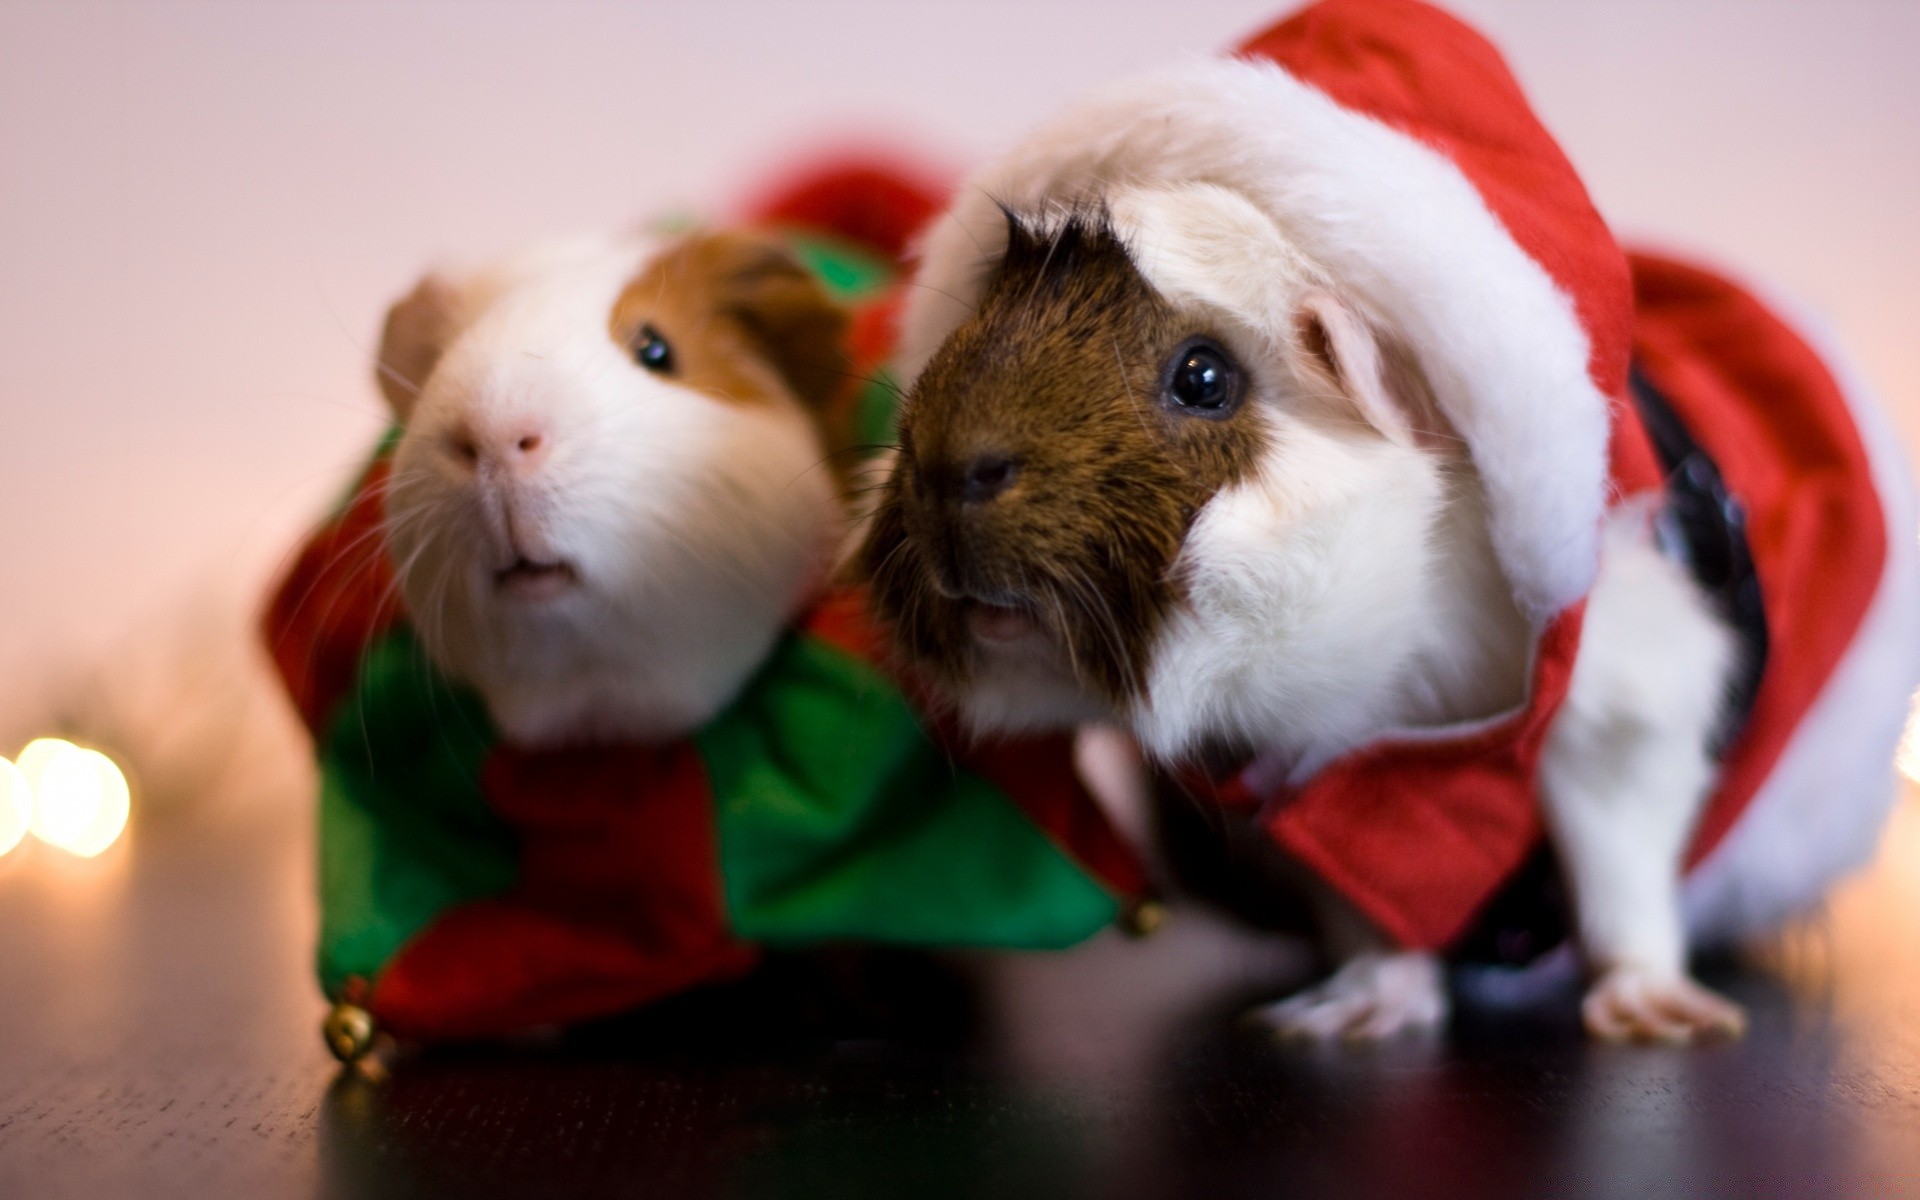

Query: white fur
[[958, 626, 1119, 737], [1136, 423, 1479, 767], [903, 55, 1611, 621], [1540, 508, 1737, 1032], [1136, 430, 1528, 768], [1105, 182, 1328, 334], [386, 235, 842, 747]]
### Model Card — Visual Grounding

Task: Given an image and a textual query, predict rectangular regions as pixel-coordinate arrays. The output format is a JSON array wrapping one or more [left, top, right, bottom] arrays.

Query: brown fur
[[608, 231, 859, 482], [860, 212, 1271, 702], [376, 232, 858, 480]]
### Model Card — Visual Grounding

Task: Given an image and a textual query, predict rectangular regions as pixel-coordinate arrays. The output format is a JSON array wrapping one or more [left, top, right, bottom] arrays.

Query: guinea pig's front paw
[[1251, 951, 1447, 1042], [1582, 965, 1747, 1044]]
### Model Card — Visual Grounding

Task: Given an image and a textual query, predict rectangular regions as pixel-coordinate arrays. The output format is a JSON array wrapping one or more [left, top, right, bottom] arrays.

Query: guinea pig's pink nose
[[445, 421, 551, 475], [495, 426, 551, 475], [508, 430, 545, 461], [442, 427, 481, 469]]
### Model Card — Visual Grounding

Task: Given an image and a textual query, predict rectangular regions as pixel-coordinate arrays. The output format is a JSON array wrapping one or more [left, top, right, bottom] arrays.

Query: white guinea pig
[[376, 230, 852, 748]]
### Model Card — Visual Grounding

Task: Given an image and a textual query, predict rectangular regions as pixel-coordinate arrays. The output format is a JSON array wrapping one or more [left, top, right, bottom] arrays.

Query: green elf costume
[[262, 163, 1154, 1062]]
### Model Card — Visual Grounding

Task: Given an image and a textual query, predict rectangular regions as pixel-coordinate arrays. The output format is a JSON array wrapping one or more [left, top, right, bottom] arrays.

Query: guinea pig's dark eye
[[634, 324, 674, 374], [1162, 338, 1241, 418]]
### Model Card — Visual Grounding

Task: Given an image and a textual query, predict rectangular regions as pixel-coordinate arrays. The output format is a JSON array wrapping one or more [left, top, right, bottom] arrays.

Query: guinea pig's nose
[[451, 421, 551, 475], [957, 453, 1020, 505], [442, 427, 482, 470], [508, 430, 545, 462]]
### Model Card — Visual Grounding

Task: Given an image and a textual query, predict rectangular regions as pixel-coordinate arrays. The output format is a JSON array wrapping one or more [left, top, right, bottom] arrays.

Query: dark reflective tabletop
[[2, 792, 1917, 1199]]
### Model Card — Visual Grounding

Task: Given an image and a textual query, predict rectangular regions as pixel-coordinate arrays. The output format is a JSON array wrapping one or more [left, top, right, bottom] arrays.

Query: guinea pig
[[375, 229, 853, 747], [863, 186, 1607, 1042], [859, 3, 1920, 1044]]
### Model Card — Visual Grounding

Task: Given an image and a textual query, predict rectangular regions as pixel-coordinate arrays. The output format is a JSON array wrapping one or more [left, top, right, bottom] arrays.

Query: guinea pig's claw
[[1582, 965, 1747, 1044], [1252, 950, 1448, 1043]]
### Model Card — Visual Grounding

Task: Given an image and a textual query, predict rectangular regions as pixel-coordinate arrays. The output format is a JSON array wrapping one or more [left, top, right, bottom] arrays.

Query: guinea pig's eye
[[1162, 338, 1242, 419], [633, 324, 674, 374]]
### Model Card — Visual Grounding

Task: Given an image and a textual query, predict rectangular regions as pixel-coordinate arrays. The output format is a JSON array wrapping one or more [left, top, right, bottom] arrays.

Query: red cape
[[1180, 1, 1896, 950]]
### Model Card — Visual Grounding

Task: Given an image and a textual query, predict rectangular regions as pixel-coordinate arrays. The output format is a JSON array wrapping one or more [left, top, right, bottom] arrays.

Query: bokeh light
[[0, 758, 31, 857], [14, 736, 65, 787], [18, 738, 130, 858]]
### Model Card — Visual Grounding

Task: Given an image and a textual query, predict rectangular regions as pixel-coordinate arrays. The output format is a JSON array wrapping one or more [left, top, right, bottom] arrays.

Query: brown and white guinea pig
[[864, 193, 1528, 761], [855, 29, 1805, 1044], [375, 229, 851, 747], [862, 191, 1578, 1043]]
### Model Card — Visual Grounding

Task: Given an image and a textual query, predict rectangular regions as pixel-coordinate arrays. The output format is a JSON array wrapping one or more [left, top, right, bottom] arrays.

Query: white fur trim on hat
[[902, 56, 1613, 621]]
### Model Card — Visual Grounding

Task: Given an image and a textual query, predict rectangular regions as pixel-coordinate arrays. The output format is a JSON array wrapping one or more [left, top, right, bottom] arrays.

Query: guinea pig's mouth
[[964, 600, 1038, 644], [928, 562, 1045, 646], [493, 556, 579, 600], [945, 583, 1040, 645]]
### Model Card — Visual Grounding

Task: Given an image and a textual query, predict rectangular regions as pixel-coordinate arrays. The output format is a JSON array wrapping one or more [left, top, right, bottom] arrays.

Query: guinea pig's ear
[[707, 233, 852, 413], [1290, 290, 1440, 449], [374, 274, 464, 423]]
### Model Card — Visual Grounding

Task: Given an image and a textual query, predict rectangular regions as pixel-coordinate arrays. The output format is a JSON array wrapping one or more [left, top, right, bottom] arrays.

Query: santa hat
[[901, 0, 1916, 950], [904, 0, 1633, 624]]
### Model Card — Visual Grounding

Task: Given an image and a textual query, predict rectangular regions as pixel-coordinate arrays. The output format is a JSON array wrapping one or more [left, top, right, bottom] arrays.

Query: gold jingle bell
[[1118, 896, 1167, 939], [323, 1001, 378, 1064]]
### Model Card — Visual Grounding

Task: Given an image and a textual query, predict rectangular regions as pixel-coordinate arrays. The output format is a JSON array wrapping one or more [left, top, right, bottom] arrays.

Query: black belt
[[1454, 365, 1771, 967], [1629, 364, 1769, 755]]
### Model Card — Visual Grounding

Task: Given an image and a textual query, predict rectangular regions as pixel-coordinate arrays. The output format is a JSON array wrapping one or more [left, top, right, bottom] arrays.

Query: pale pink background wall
[[1, 0, 1916, 694]]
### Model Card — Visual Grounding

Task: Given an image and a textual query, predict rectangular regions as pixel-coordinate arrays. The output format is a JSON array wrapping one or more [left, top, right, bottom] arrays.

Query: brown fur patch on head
[[860, 209, 1271, 704], [609, 231, 859, 485]]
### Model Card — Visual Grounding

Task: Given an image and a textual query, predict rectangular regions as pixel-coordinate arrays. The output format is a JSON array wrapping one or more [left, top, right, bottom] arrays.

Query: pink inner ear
[[377, 274, 464, 424], [1293, 290, 1418, 448]]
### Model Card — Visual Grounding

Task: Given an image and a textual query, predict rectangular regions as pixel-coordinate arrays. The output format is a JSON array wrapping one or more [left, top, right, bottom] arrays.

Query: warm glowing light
[[13, 737, 65, 787], [0, 758, 30, 857], [19, 738, 130, 858]]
